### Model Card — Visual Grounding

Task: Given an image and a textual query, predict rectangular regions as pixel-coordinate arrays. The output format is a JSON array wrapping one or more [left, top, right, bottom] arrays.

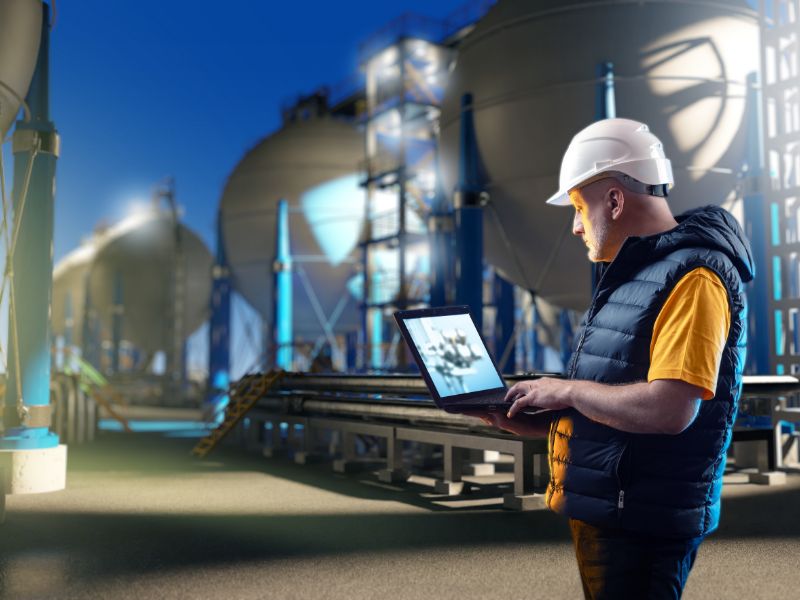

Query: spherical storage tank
[[220, 112, 365, 339], [0, 0, 41, 136], [440, 0, 759, 311], [53, 208, 213, 360]]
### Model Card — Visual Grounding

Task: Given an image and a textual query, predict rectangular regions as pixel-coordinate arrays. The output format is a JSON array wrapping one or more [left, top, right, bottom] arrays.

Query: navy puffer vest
[[546, 205, 754, 539]]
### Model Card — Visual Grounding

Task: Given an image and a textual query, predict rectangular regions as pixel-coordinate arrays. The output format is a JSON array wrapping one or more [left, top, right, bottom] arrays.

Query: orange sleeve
[[648, 267, 731, 400]]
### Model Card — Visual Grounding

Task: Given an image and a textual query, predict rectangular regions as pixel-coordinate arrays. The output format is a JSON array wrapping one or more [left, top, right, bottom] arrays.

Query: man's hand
[[462, 409, 550, 438], [505, 378, 572, 418]]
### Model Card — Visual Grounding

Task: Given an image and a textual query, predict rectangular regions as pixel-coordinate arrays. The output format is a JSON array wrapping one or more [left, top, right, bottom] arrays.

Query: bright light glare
[[126, 198, 153, 218]]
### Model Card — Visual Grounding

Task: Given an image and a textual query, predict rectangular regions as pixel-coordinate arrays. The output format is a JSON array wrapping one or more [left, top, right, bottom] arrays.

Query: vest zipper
[[615, 441, 630, 520], [567, 261, 616, 377]]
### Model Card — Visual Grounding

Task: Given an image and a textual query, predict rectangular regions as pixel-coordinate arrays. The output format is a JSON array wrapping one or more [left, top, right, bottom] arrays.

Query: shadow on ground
[[1, 429, 798, 592]]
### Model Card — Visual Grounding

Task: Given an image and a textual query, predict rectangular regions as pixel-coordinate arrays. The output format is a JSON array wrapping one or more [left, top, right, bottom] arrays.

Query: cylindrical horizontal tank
[[0, 0, 41, 136], [440, 0, 759, 311], [220, 112, 365, 338], [52, 208, 213, 358]]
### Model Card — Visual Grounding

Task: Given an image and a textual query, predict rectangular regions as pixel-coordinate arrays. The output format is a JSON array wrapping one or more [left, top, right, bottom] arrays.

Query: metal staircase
[[66, 356, 132, 433], [192, 370, 284, 458]]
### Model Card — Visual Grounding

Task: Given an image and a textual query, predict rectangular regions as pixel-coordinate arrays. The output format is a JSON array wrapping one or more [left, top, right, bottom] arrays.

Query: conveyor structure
[[228, 373, 800, 510]]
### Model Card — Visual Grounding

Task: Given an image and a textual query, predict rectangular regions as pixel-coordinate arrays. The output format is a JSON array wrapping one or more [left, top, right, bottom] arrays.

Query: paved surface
[[1, 430, 799, 599]]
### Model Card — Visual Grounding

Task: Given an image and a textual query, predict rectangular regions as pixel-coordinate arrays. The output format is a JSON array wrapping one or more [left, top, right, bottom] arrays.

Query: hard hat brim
[[546, 191, 572, 206]]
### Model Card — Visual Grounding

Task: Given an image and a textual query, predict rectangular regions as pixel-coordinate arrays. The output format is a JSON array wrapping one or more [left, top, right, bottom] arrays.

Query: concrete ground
[[1, 429, 799, 599]]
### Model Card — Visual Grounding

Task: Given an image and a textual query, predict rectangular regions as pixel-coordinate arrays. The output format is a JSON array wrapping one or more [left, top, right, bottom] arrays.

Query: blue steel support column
[[370, 270, 383, 369], [2, 5, 60, 449], [63, 292, 73, 349], [595, 61, 616, 120], [742, 71, 770, 374], [81, 278, 100, 368], [207, 212, 231, 394], [529, 296, 543, 371], [345, 331, 357, 371], [111, 270, 123, 373], [493, 272, 515, 372], [428, 151, 452, 307], [592, 62, 616, 293], [454, 93, 484, 332], [273, 199, 293, 370], [559, 309, 574, 372]]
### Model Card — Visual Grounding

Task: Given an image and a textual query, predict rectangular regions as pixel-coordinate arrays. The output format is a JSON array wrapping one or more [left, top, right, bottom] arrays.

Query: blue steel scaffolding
[[759, 0, 800, 375]]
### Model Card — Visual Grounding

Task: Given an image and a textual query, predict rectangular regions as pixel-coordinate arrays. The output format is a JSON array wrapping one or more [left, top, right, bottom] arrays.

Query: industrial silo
[[219, 98, 365, 365], [439, 0, 760, 311], [0, 0, 41, 136]]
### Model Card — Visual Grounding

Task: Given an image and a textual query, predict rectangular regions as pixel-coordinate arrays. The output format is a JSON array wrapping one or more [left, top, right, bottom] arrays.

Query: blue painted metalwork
[[428, 152, 451, 308], [773, 256, 783, 300], [591, 62, 616, 294], [208, 212, 231, 398], [493, 272, 515, 373], [2, 6, 59, 450], [111, 270, 123, 373], [595, 61, 616, 119], [775, 309, 784, 356], [529, 296, 543, 371], [454, 93, 484, 332], [274, 199, 293, 369], [370, 270, 384, 369], [741, 71, 771, 374], [770, 203, 781, 246], [80, 280, 100, 369], [559, 309, 574, 372], [345, 330, 358, 371]]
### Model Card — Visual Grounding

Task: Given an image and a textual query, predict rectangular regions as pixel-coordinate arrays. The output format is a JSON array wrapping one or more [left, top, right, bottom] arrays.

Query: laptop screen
[[402, 312, 505, 397]]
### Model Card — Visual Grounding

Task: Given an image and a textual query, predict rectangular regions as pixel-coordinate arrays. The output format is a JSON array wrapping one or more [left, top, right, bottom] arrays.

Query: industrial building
[[1, 0, 799, 598]]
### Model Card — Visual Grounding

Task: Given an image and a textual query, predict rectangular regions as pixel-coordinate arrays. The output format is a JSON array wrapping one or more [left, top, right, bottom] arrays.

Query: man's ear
[[607, 186, 625, 221]]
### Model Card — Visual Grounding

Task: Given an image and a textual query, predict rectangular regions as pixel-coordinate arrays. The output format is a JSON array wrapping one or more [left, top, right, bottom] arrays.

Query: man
[[477, 118, 754, 599]]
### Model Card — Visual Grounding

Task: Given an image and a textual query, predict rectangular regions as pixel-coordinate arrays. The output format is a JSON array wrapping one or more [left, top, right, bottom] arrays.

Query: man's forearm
[[566, 379, 677, 434]]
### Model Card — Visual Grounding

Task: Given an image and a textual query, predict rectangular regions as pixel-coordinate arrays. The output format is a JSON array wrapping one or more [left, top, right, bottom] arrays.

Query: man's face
[[569, 180, 614, 262]]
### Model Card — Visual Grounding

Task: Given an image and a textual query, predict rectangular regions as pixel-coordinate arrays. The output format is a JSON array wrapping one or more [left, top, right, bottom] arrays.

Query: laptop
[[394, 305, 549, 416]]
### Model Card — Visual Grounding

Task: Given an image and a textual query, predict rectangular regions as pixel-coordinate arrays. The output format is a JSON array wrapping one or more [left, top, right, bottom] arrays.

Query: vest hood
[[618, 205, 755, 284]]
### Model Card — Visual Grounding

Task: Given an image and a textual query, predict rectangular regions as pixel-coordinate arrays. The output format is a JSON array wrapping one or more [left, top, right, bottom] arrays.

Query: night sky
[[49, 0, 475, 262]]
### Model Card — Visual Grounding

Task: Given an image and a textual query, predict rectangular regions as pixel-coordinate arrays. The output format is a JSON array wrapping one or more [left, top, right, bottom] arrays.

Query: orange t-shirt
[[647, 267, 731, 400]]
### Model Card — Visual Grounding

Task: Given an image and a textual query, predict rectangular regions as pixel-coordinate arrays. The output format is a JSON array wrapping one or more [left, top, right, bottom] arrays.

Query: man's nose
[[572, 211, 584, 236]]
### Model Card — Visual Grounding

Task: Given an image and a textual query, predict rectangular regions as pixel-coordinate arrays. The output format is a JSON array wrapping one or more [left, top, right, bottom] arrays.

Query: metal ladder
[[192, 370, 284, 458]]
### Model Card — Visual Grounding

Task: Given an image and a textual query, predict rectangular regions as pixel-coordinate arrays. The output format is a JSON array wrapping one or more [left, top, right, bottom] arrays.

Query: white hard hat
[[546, 118, 674, 206]]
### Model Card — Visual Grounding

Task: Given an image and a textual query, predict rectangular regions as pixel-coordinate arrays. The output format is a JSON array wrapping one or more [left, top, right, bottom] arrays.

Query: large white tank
[[220, 112, 365, 338], [0, 0, 42, 136], [52, 208, 213, 357], [440, 0, 759, 311]]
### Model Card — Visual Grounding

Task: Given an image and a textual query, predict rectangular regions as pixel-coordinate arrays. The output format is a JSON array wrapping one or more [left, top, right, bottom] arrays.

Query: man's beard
[[588, 218, 610, 262]]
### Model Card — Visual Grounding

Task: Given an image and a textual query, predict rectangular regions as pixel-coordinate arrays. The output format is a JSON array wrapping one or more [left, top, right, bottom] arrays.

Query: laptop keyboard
[[446, 391, 508, 406]]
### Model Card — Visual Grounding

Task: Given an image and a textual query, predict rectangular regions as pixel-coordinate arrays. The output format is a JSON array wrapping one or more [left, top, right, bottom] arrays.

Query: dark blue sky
[[49, 0, 478, 261]]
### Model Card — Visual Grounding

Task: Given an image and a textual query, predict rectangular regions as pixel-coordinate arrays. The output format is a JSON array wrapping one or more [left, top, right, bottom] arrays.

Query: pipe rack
[[236, 373, 800, 509]]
